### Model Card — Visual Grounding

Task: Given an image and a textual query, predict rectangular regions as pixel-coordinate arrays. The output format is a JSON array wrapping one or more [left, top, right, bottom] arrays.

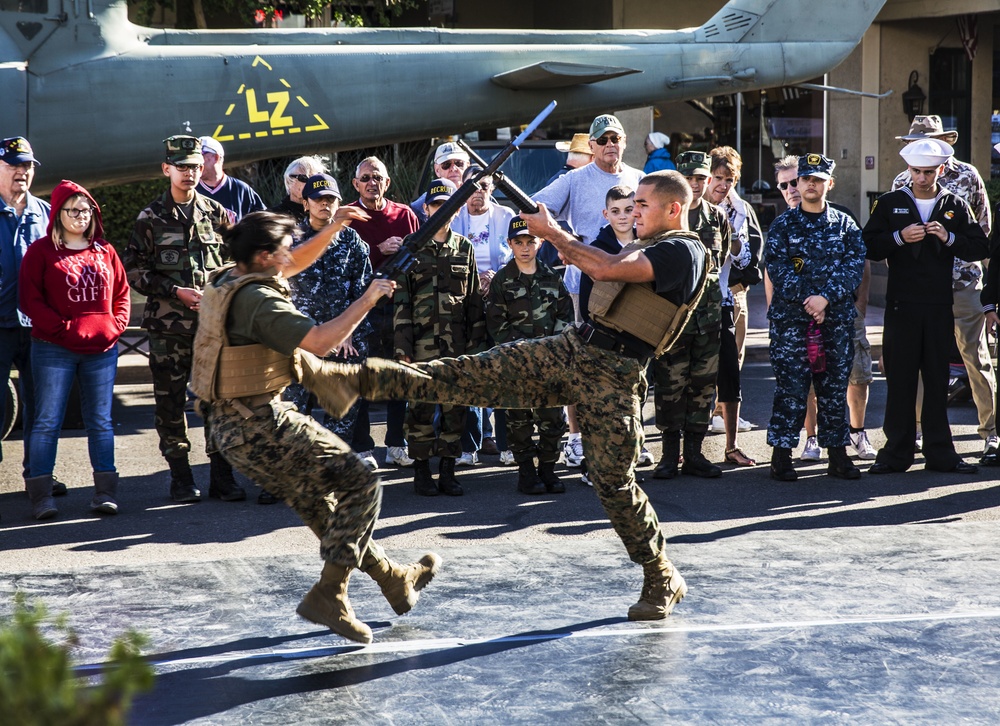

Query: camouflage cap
[[676, 150, 711, 177], [164, 135, 203, 165], [895, 115, 959, 143], [798, 152, 835, 180], [0, 136, 39, 166]]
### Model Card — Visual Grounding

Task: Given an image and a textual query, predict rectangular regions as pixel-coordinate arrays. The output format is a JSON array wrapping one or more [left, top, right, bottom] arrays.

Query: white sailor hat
[[899, 138, 953, 168]]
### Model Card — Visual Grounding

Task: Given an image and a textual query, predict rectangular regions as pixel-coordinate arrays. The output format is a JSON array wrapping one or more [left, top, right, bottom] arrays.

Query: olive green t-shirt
[[219, 270, 315, 355]]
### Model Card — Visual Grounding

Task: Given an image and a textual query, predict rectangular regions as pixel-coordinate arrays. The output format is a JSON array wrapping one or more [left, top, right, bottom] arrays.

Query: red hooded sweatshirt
[[18, 180, 130, 354]]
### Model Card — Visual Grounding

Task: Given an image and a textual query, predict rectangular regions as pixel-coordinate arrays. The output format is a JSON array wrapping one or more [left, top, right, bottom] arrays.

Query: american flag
[[956, 15, 978, 62]]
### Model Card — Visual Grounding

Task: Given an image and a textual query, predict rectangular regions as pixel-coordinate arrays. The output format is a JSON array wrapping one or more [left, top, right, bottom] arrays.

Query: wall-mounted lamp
[[902, 70, 926, 121]]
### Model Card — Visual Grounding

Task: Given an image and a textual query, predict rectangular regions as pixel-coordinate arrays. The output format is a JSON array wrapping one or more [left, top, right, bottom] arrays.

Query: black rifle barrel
[[455, 139, 540, 215]]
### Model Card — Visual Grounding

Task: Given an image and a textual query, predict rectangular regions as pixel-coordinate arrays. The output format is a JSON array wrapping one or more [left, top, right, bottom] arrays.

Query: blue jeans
[[29, 340, 118, 477]]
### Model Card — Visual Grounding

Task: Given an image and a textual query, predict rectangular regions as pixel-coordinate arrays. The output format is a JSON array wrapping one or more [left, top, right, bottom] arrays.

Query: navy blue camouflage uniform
[[764, 205, 865, 449], [283, 221, 373, 440]]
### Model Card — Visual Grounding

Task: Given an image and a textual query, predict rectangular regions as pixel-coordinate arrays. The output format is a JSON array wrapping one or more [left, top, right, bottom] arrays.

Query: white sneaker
[[386, 446, 414, 467], [637, 447, 655, 466], [708, 415, 725, 433], [737, 416, 755, 432], [982, 435, 999, 459], [914, 432, 923, 453], [457, 451, 479, 467], [562, 437, 585, 468], [850, 430, 877, 460], [358, 450, 379, 471], [499, 450, 516, 466], [800, 436, 821, 461], [580, 469, 593, 487]]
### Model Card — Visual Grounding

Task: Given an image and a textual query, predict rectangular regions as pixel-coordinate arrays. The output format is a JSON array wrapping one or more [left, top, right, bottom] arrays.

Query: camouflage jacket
[[289, 221, 373, 353], [681, 200, 727, 335], [892, 158, 992, 290], [123, 190, 229, 334], [765, 204, 865, 325], [393, 229, 487, 361], [485, 258, 573, 344]]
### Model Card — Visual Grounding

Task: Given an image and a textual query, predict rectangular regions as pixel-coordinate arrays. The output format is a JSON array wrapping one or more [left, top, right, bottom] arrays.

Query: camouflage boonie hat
[[676, 151, 711, 177], [164, 135, 203, 165], [895, 115, 959, 143], [798, 153, 835, 180]]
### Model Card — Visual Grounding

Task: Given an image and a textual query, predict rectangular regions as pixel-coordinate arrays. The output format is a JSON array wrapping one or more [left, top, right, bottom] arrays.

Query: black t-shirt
[[642, 233, 704, 307]]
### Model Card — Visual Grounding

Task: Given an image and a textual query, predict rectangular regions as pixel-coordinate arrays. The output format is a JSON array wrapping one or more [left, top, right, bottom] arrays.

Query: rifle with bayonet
[[375, 100, 556, 283], [455, 139, 539, 215]]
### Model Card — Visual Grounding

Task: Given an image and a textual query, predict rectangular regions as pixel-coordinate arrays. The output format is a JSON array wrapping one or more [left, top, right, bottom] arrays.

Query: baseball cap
[[0, 136, 40, 166], [798, 153, 835, 180], [676, 151, 711, 177], [900, 138, 953, 168], [302, 174, 342, 200], [425, 177, 457, 205], [508, 217, 534, 239], [199, 136, 224, 157], [589, 114, 625, 140], [164, 135, 203, 165], [434, 142, 469, 165]]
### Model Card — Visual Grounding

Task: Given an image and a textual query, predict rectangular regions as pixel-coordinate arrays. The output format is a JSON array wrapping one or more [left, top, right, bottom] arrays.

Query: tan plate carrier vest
[[588, 230, 709, 359], [190, 265, 299, 409]]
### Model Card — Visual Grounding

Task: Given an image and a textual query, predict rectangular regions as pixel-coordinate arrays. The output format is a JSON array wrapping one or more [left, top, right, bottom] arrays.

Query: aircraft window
[[0, 0, 47, 11]]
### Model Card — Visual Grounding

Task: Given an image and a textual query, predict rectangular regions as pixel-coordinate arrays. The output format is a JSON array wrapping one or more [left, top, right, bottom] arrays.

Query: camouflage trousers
[[207, 398, 386, 569], [507, 406, 566, 464], [283, 382, 361, 443], [363, 327, 666, 565], [767, 317, 852, 449], [406, 402, 467, 460], [650, 328, 721, 434], [148, 331, 204, 459]]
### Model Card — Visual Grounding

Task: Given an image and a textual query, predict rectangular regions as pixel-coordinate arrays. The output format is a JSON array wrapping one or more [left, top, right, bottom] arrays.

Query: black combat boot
[[681, 432, 722, 478], [167, 455, 201, 502], [517, 460, 545, 495], [413, 459, 438, 497], [208, 452, 247, 501], [653, 432, 681, 480], [437, 457, 464, 496], [770, 447, 798, 481], [828, 446, 861, 480], [537, 460, 565, 493]]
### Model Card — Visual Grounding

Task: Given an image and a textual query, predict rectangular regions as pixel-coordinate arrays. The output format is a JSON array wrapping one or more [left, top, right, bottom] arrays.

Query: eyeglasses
[[473, 181, 492, 192], [357, 174, 385, 184], [594, 135, 623, 146], [288, 174, 310, 183], [172, 163, 201, 173], [777, 179, 799, 191], [62, 207, 94, 218], [439, 159, 467, 171]]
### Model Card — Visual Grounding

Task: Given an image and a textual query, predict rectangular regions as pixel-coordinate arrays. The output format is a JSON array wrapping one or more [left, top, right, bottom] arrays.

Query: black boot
[[681, 432, 722, 478], [537, 461, 565, 494], [517, 460, 545, 495], [828, 446, 861, 480], [437, 457, 464, 496], [770, 447, 798, 481], [208, 452, 247, 501], [167, 455, 201, 502], [653, 433, 681, 479], [413, 459, 438, 497]]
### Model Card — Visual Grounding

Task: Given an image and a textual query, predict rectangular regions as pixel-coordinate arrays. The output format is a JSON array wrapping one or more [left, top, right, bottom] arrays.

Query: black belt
[[577, 322, 651, 365]]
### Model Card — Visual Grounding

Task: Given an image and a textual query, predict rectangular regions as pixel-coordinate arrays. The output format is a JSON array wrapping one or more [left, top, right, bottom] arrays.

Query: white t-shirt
[[465, 212, 493, 273], [914, 197, 936, 224]]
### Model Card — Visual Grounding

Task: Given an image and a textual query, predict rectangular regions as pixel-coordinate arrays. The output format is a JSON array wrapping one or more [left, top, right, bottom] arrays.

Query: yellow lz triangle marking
[[213, 55, 329, 142]]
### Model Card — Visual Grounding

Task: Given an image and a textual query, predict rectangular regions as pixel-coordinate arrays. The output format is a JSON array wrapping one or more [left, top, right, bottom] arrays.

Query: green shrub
[[91, 179, 168, 255], [0, 594, 154, 726]]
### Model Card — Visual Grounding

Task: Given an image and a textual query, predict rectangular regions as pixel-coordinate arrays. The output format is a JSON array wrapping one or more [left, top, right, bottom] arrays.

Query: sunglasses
[[778, 179, 799, 191], [357, 174, 385, 184], [439, 159, 467, 171], [62, 207, 94, 218], [594, 134, 623, 146], [288, 174, 310, 183]]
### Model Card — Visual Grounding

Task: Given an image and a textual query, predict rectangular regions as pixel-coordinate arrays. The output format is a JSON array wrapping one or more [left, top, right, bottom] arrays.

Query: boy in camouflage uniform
[[486, 217, 573, 494], [394, 178, 486, 496], [650, 151, 727, 480], [123, 135, 244, 503]]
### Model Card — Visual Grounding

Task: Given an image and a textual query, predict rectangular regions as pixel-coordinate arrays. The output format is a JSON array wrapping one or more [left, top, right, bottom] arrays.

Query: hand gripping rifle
[[376, 100, 556, 282]]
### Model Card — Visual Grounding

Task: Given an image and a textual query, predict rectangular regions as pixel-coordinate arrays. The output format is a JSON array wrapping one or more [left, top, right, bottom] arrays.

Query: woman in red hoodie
[[18, 180, 130, 519]]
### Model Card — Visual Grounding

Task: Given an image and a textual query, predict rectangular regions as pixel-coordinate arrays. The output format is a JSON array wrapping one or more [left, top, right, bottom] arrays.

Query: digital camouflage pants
[[207, 398, 387, 569], [363, 327, 666, 565]]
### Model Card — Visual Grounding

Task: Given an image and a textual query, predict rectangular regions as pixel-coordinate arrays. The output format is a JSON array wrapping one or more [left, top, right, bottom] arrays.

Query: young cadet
[[395, 178, 486, 496], [486, 217, 573, 494]]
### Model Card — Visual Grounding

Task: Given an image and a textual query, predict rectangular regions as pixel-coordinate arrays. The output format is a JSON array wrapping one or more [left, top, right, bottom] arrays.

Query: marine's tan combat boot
[[362, 552, 442, 615], [296, 562, 373, 644], [627, 555, 688, 621], [298, 351, 361, 420]]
